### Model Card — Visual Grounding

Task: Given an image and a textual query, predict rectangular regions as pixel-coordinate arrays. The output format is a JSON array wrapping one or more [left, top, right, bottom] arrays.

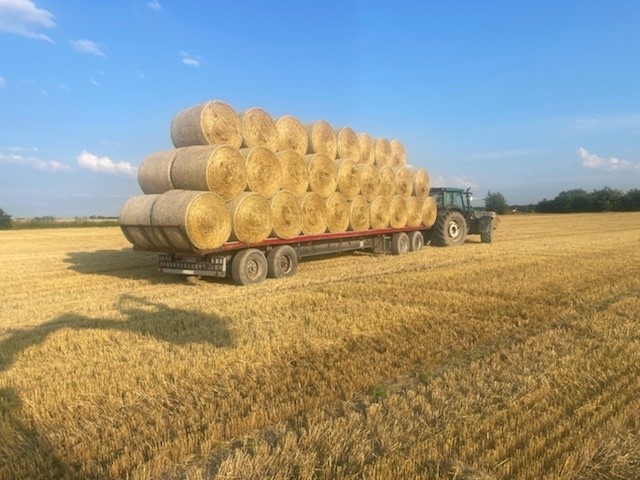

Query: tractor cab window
[[445, 191, 464, 210]]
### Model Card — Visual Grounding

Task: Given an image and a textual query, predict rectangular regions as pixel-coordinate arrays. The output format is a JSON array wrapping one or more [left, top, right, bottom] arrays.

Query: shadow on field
[[0, 294, 233, 478]]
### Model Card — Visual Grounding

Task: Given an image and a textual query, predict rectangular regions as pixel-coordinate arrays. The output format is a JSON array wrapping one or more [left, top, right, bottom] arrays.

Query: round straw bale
[[151, 190, 232, 251], [406, 196, 423, 227], [270, 190, 303, 239], [358, 164, 380, 201], [240, 146, 281, 197], [422, 196, 438, 228], [335, 159, 361, 200], [325, 191, 350, 233], [227, 192, 273, 243], [137, 150, 177, 194], [389, 139, 407, 167], [388, 195, 408, 229], [171, 100, 242, 148], [306, 121, 337, 159], [412, 168, 431, 198], [171, 145, 246, 201], [305, 153, 337, 198], [357, 132, 375, 164], [301, 192, 328, 235], [335, 126, 360, 161], [394, 167, 414, 198], [348, 195, 370, 232], [378, 166, 396, 196], [369, 196, 390, 230], [277, 150, 309, 197], [275, 115, 308, 156], [119, 194, 165, 249], [239, 108, 278, 150], [374, 138, 392, 166]]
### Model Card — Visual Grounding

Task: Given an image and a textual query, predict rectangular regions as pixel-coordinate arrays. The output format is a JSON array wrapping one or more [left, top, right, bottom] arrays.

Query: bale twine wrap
[[305, 153, 337, 198], [301, 192, 328, 235], [405, 196, 423, 228], [270, 190, 303, 239], [137, 150, 177, 194], [388, 195, 408, 229], [335, 126, 360, 161], [369, 195, 390, 230], [151, 190, 232, 251], [171, 100, 242, 148], [348, 195, 370, 231], [239, 108, 278, 150], [335, 159, 361, 200], [325, 191, 350, 233], [306, 121, 337, 159], [394, 167, 414, 198], [275, 115, 308, 156], [374, 137, 392, 166], [422, 196, 438, 228], [357, 132, 375, 164], [240, 146, 282, 197], [276, 150, 309, 197], [227, 192, 273, 243], [389, 139, 407, 167], [412, 168, 431, 198], [378, 165, 397, 197], [120, 194, 164, 249], [171, 145, 247, 201], [358, 163, 380, 201]]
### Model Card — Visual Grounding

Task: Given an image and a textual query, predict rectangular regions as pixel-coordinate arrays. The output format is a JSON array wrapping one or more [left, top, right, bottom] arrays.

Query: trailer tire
[[267, 245, 298, 279], [408, 231, 424, 251], [391, 232, 410, 255], [231, 249, 268, 285]]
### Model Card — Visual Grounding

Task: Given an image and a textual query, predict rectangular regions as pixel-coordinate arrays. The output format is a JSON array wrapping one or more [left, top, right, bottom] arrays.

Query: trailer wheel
[[408, 231, 424, 251], [231, 249, 268, 286], [391, 232, 410, 255], [267, 245, 298, 279]]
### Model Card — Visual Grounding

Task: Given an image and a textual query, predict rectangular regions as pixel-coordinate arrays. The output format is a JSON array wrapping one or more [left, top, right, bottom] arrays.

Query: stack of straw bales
[[120, 100, 435, 252]]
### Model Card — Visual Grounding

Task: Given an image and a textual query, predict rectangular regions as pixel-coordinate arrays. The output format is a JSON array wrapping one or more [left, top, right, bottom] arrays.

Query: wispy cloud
[[57, 82, 70, 92], [557, 114, 640, 135], [578, 147, 639, 171], [77, 150, 137, 176], [180, 51, 201, 67], [4, 146, 39, 153], [147, 0, 162, 11], [0, 0, 55, 42], [133, 69, 145, 79], [70, 38, 105, 57], [89, 76, 101, 86], [0, 152, 70, 172], [430, 174, 479, 191], [0, 76, 5, 87]]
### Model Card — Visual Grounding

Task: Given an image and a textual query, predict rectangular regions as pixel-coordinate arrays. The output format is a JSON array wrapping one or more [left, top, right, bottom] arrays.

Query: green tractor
[[427, 187, 496, 246]]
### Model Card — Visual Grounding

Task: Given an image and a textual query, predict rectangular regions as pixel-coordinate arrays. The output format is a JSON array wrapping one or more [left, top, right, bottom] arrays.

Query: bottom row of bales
[[120, 190, 438, 252]]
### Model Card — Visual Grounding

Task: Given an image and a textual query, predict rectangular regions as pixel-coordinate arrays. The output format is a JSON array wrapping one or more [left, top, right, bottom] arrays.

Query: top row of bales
[[170, 100, 407, 167]]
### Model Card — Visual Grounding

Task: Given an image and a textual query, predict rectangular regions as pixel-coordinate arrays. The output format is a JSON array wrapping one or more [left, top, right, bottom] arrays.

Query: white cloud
[[180, 51, 201, 67], [57, 82, 70, 91], [147, 0, 162, 10], [0, 75, 5, 87], [89, 76, 101, 86], [0, 152, 70, 172], [70, 39, 105, 57], [77, 150, 137, 177], [0, 0, 55, 42], [4, 146, 39, 152], [133, 69, 145, 79], [578, 147, 639, 171]]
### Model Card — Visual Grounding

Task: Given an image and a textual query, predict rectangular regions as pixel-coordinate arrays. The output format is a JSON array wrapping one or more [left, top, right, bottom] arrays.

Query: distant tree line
[[0, 209, 119, 230], [536, 187, 640, 213]]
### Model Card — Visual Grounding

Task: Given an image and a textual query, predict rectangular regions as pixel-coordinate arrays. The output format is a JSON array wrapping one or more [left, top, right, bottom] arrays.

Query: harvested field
[[1, 213, 640, 480]]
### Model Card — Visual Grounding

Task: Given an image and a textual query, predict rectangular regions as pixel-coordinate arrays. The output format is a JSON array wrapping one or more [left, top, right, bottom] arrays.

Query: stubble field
[[1, 213, 639, 479]]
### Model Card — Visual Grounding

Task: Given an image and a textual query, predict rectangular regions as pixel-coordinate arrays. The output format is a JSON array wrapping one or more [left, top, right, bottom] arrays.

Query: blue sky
[[1, 0, 639, 217]]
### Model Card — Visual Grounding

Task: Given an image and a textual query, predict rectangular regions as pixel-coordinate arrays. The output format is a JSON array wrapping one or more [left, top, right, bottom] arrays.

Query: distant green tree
[[484, 191, 508, 214], [0, 208, 12, 229], [621, 189, 640, 211]]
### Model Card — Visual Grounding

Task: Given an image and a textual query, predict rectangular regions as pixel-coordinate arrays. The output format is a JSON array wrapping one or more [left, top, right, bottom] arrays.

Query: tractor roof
[[429, 187, 466, 194]]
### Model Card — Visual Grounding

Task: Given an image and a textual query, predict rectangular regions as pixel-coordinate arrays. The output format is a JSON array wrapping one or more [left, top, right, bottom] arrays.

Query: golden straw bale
[[406, 196, 423, 227], [119, 194, 166, 250], [378, 166, 396, 197], [335, 159, 361, 200], [358, 164, 380, 201], [270, 190, 303, 239], [276, 150, 309, 197], [335, 126, 360, 161], [394, 167, 414, 198], [306, 121, 337, 159], [301, 192, 328, 235], [422, 196, 438, 228], [325, 192, 350, 233], [171, 100, 242, 148], [348, 195, 370, 231], [239, 108, 278, 150], [389, 139, 407, 167], [412, 168, 431, 198], [151, 190, 232, 251], [374, 137, 392, 166], [137, 150, 176, 194], [305, 153, 337, 198], [275, 115, 308, 156], [388, 195, 408, 228], [171, 145, 246, 201], [227, 192, 273, 243], [369, 196, 390, 230], [240, 146, 282, 197], [357, 132, 375, 164]]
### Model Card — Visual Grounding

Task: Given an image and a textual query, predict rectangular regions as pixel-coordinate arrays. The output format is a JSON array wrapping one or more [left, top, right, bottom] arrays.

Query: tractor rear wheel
[[432, 211, 467, 247]]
